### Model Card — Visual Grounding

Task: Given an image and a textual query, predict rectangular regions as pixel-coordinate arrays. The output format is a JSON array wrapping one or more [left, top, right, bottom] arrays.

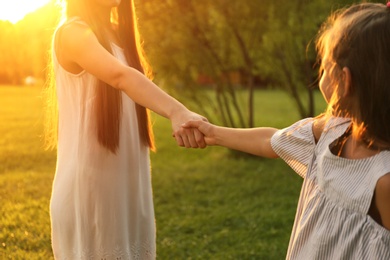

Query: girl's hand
[[182, 120, 216, 146], [183, 120, 278, 158], [171, 111, 208, 148]]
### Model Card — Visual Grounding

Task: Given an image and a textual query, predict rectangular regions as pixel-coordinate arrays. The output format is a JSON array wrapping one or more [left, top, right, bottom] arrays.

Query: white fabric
[[271, 117, 390, 259], [50, 21, 155, 260]]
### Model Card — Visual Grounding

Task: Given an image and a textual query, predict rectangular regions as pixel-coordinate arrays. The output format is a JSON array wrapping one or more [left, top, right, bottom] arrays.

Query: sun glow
[[0, 0, 52, 24]]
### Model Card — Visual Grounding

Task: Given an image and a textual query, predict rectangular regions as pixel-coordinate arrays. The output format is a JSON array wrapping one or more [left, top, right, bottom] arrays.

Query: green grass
[[0, 86, 326, 259], [0, 86, 55, 259]]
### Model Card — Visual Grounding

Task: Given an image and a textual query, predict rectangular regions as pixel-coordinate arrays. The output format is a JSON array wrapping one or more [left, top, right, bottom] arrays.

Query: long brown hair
[[45, 0, 155, 153], [315, 3, 390, 148]]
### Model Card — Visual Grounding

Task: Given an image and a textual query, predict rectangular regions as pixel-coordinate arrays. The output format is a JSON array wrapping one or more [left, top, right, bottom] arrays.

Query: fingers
[[182, 128, 197, 148], [173, 126, 206, 148], [194, 129, 206, 148], [171, 112, 208, 148], [182, 120, 201, 128], [173, 133, 184, 147]]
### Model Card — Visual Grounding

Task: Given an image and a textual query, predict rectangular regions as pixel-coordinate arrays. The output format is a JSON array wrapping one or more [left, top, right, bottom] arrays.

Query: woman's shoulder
[[56, 17, 91, 42], [57, 17, 97, 48], [54, 17, 96, 75], [63, 16, 89, 27], [55, 17, 91, 44]]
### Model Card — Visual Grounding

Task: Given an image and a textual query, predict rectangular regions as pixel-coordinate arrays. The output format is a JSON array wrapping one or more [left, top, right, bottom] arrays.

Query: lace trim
[[54, 240, 155, 260]]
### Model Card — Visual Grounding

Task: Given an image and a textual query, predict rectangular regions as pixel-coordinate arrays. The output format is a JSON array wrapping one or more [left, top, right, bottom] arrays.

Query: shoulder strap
[[53, 17, 91, 65], [63, 16, 89, 27]]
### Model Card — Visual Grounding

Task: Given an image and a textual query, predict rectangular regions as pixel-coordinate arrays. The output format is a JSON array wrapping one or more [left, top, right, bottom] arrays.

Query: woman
[[45, 0, 206, 258]]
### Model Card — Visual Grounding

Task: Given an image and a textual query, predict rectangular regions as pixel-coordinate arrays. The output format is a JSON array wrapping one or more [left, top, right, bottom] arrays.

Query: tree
[[258, 0, 330, 118], [137, 0, 363, 123], [138, 0, 270, 127], [0, 21, 19, 84], [0, 1, 60, 85]]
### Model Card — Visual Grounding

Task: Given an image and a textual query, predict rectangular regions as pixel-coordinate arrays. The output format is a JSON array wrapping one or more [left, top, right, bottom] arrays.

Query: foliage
[[0, 1, 60, 85], [0, 0, 374, 124], [0, 86, 326, 259], [258, 0, 378, 117], [137, 0, 270, 127], [136, 0, 370, 126]]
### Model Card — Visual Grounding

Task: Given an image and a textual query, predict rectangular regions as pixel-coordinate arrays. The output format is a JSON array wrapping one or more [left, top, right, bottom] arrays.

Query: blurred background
[[0, 0, 379, 259], [0, 0, 369, 126]]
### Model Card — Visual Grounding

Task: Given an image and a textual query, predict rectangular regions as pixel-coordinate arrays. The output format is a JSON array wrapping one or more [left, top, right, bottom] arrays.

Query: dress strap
[[54, 17, 90, 47], [63, 16, 89, 27], [52, 17, 90, 74]]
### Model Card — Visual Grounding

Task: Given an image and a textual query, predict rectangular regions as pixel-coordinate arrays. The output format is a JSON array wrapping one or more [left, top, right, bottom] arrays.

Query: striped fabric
[[271, 117, 390, 259]]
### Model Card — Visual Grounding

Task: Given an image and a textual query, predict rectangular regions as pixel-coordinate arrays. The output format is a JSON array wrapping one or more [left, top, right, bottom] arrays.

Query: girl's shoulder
[[312, 115, 326, 143], [312, 115, 350, 143]]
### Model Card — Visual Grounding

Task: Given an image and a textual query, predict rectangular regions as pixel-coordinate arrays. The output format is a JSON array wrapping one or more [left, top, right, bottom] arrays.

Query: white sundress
[[50, 20, 156, 260], [271, 117, 390, 259]]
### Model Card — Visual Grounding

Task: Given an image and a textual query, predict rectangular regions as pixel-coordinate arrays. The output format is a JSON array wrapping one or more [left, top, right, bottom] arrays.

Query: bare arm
[[183, 120, 279, 158], [57, 22, 206, 148], [375, 173, 390, 230]]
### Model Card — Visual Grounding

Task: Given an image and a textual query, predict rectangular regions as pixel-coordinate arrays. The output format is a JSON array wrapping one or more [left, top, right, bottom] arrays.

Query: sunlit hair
[[315, 3, 390, 148], [44, 0, 155, 153]]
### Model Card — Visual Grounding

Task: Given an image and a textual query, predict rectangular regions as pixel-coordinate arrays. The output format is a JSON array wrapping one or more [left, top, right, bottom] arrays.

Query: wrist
[[212, 126, 223, 146], [168, 103, 189, 121]]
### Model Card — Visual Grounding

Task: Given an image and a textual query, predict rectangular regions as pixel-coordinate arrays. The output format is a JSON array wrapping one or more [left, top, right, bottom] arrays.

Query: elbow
[[254, 151, 279, 159], [111, 70, 127, 91], [256, 138, 279, 158], [111, 67, 143, 92], [267, 143, 279, 159], [109, 66, 136, 91]]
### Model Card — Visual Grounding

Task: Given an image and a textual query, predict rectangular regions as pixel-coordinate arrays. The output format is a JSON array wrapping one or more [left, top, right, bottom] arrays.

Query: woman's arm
[[57, 22, 206, 148], [182, 120, 279, 158]]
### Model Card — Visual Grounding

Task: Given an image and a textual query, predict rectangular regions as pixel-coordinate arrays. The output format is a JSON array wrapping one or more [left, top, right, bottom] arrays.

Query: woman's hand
[[171, 110, 208, 148]]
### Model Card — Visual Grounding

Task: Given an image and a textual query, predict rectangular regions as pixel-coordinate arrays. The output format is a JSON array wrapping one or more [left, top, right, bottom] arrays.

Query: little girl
[[184, 2, 390, 259]]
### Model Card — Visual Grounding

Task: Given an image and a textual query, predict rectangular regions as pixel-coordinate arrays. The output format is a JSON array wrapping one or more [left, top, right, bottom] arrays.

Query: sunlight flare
[[0, 0, 52, 24]]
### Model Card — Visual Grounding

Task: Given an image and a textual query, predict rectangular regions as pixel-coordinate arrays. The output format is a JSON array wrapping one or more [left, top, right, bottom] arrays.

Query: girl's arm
[[182, 120, 279, 158], [57, 22, 206, 148], [375, 173, 390, 230]]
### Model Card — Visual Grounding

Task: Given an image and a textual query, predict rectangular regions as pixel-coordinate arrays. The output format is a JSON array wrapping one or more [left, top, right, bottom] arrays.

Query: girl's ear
[[342, 67, 352, 97]]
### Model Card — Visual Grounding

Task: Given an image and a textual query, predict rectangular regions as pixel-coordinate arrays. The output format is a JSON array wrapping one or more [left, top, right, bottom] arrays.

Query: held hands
[[182, 120, 216, 146], [171, 110, 209, 148]]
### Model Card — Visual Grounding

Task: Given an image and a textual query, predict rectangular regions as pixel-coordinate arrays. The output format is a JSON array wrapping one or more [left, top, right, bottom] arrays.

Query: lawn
[[0, 85, 326, 259]]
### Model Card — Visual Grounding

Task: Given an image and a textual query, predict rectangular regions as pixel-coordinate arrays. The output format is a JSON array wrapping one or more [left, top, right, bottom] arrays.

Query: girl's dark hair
[[63, 0, 155, 153], [316, 3, 390, 147]]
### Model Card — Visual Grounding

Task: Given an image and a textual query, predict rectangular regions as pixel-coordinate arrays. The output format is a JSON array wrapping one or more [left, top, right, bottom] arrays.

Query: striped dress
[[271, 117, 390, 259]]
